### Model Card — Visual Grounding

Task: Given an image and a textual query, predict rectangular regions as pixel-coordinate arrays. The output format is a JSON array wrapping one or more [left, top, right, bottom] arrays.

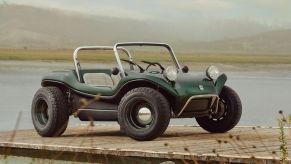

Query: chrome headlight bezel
[[206, 65, 220, 80], [163, 66, 178, 81]]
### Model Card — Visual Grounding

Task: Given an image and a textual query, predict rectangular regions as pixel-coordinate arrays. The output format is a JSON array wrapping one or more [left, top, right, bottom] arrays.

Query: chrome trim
[[73, 46, 132, 82], [114, 42, 181, 71], [176, 94, 219, 117], [113, 45, 126, 77]]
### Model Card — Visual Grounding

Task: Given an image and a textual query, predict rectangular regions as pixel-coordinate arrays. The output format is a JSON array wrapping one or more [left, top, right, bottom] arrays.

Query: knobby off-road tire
[[196, 86, 242, 133], [118, 87, 171, 141], [31, 87, 69, 137]]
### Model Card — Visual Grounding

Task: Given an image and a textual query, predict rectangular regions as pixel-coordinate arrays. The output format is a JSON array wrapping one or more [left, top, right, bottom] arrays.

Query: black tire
[[31, 87, 69, 137], [118, 87, 171, 141], [196, 86, 242, 133]]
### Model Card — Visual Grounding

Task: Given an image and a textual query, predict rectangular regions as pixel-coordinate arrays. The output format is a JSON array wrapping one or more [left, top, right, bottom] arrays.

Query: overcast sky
[[4, 0, 291, 27]]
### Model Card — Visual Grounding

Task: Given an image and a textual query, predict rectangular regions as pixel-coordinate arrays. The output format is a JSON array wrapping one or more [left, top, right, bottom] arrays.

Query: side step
[[77, 109, 117, 121]]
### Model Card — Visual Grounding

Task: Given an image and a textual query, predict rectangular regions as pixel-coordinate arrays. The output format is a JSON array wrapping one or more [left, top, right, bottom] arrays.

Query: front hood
[[126, 71, 217, 96], [174, 72, 217, 96]]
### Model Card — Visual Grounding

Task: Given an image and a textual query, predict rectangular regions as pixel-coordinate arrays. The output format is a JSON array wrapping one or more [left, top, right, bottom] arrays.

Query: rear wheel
[[118, 87, 171, 141], [196, 86, 242, 133], [31, 87, 69, 137]]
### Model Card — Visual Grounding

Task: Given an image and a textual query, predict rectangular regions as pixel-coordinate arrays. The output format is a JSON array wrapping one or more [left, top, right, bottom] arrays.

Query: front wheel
[[31, 87, 69, 137], [118, 87, 171, 141], [196, 86, 242, 133]]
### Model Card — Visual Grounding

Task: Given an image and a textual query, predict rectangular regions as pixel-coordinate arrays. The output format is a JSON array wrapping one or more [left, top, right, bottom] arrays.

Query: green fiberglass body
[[31, 42, 242, 141]]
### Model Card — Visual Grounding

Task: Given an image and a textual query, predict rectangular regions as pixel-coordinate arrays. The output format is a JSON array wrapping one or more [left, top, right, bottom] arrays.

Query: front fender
[[215, 73, 227, 94]]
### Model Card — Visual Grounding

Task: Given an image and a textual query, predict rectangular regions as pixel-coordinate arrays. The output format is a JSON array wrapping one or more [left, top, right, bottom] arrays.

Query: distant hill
[[187, 29, 291, 54], [1, 4, 291, 54], [0, 4, 171, 49]]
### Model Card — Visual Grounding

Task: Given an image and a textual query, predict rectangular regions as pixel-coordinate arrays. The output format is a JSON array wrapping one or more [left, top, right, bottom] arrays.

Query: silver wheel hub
[[137, 107, 152, 124]]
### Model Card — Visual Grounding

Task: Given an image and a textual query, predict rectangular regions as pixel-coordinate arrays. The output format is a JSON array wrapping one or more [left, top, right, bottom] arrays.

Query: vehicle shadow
[[61, 130, 211, 139], [62, 130, 124, 137]]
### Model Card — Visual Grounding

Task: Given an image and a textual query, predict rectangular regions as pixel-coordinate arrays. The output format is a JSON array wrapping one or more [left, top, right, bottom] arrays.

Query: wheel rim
[[127, 99, 154, 129], [35, 99, 49, 127], [211, 99, 228, 121]]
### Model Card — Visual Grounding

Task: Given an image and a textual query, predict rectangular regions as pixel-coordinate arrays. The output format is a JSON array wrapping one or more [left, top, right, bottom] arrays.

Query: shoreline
[[1, 48, 291, 65], [1, 60, 291, 72]]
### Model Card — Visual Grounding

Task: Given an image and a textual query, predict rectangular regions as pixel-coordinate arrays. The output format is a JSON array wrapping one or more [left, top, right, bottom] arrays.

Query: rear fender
[[42, 80, 68, 91]]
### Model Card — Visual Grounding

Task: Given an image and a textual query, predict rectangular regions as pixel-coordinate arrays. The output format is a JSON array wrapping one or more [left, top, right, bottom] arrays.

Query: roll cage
[[73, 42, 182, 82]]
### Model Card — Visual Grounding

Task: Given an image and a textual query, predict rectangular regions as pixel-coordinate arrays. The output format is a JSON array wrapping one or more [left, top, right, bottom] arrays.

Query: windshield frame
[[114, 42, 181, 77]]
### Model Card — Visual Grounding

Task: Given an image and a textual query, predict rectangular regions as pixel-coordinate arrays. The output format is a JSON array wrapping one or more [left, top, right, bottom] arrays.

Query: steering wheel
[[141, 61, 165, 73], [121, 59, 145, 73]]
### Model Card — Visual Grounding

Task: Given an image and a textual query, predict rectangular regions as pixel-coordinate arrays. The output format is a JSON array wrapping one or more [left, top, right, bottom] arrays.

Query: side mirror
[[182, 66, 189, 73], [111, 67, 120, 75]]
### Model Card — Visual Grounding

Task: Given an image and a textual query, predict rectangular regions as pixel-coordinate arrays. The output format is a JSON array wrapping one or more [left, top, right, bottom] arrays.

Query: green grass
[[1, 49, 291, 64]]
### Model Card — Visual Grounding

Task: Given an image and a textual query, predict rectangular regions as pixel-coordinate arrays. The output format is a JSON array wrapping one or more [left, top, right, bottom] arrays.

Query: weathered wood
[[0, 125, 290, 163]]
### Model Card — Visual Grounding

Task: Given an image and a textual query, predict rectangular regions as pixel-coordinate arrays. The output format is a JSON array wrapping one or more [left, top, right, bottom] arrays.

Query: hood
[[126, 71, 218, 96], [174, 72, 217, 96]]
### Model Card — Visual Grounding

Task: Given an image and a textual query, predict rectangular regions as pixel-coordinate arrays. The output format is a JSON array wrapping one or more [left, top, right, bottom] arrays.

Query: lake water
[[0, 61, 290, 131]]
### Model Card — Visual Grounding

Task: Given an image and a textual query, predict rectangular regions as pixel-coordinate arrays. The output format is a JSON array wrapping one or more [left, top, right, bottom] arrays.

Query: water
[[0, 61, 291, 131]]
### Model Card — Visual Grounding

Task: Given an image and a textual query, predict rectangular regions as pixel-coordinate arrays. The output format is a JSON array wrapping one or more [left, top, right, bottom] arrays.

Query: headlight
[[206, 66, 219, 80], [163, 66, 177, 81]]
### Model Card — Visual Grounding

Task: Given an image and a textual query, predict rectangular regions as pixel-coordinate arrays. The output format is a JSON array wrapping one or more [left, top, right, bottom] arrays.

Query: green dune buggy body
[[32, 42, 242, 141]]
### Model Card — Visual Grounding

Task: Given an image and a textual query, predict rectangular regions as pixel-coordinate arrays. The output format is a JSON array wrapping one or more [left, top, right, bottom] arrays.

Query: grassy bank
[[1, 49, 291, 64]]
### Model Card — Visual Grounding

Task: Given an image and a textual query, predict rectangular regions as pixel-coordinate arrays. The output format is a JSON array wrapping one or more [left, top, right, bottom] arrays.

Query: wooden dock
[[0, 125, 290, 163]]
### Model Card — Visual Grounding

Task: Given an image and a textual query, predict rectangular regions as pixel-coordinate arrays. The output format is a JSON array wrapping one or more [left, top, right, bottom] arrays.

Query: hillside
[[188, 29, 291, 54], [1, 4, 291, 54], [0, 4, 172, 49]]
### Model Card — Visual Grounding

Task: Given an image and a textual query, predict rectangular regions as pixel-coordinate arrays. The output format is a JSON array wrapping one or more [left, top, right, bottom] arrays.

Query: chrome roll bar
[[73, 42, 181, 82], [73, 46, 132, 82]]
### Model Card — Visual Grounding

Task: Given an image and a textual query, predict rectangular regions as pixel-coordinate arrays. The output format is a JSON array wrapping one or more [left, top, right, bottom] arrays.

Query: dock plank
[[0, 125, 290, 163]]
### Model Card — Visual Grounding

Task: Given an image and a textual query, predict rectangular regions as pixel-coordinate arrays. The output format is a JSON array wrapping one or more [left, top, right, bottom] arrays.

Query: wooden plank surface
[[0, 125, 290, 163]]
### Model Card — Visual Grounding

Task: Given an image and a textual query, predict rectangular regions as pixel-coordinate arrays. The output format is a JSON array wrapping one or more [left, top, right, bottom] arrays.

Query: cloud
[[250, 0, 291, 9], [5, 0, 62, 9], [232, 0, 291, 26], [85, 5, 154, 20], [159, 0, 233, 12], [4, 0, 291, 27], [5, 0, 153, 20]]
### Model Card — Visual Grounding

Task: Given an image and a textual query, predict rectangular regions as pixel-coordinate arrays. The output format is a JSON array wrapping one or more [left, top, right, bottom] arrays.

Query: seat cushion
[[111, 73, 121, 86], [83, 73, 114, 88]]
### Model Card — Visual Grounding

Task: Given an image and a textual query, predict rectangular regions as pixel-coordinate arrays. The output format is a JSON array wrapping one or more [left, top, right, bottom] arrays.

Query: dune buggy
[[31, 42, 242, 141]]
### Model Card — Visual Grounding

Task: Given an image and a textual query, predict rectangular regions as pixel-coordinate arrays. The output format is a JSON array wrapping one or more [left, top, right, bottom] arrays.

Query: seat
[[111, 73, 121, 86], [83, 73, 114, 88]]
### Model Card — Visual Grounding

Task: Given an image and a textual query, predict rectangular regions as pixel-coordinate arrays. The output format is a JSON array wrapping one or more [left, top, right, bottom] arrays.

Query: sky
[[3, 0, 291, 27]]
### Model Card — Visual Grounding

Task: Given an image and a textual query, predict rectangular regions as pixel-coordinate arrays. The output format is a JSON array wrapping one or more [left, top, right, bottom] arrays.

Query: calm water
[[0, 61, 290, 131]]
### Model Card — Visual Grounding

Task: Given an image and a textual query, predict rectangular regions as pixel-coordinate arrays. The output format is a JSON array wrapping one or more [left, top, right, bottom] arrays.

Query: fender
[[42, 79, 177, 102], [215, 73, 227, 94]]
